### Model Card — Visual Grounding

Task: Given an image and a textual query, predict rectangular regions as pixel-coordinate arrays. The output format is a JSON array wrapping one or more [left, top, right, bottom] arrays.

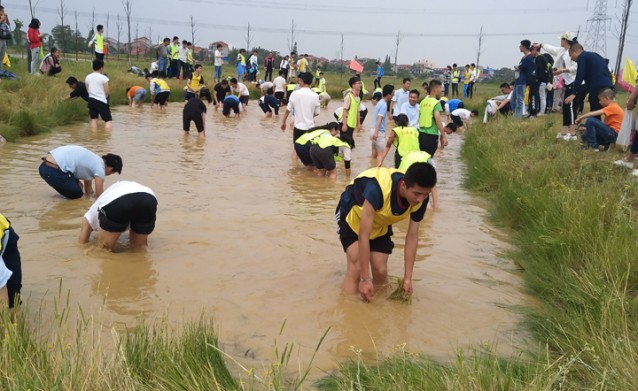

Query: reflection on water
[[0, 100, 530, 373]]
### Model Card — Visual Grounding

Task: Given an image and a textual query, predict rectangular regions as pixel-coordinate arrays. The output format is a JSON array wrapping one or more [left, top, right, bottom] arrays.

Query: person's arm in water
[[280, 109, 291, 132], [377, 128, 396, 167], [434, 111, 448, 149], [403, 218, 420, 295], [128, 93, 134, 107], [78, 217, 93, 244], [358, 200, 376, 302]]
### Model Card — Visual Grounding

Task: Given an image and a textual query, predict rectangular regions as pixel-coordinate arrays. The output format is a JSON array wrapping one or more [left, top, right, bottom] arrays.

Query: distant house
[[105, 37, 124, 52], [208, 41, 229, 61], [412, 59, 436, 75], [129, 36, 152, 56]]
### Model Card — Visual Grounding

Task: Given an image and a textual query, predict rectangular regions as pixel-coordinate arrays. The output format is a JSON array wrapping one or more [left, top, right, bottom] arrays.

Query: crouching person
[[0, 213, 22, 309], [79, 181, 157, 251]]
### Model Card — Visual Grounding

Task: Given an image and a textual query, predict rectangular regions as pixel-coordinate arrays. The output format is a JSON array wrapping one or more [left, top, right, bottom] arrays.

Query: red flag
[[349, 59, 364, 73]]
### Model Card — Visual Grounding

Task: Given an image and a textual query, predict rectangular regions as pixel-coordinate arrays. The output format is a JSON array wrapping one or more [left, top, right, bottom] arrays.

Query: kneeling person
[[79, 181, 158, 250], [183, 95, 207, 139], [309, 126, 352, 179]]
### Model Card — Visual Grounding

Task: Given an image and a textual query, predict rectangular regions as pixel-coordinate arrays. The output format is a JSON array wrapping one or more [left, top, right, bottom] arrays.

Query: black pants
[[418, 133, 439, 157], [451, 83, 459, 97], [3, 226, 22, 309], [265, 68, 273, 81], [95, 52, 104, 61], [374, 77, 381, 89], [468, 82, 475, 98], [528, 81, 540, 116], [562, 83, 578, 126]]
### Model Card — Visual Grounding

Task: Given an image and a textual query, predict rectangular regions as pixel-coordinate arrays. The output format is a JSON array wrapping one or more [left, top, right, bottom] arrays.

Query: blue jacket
[[573, 51, 612, 95]]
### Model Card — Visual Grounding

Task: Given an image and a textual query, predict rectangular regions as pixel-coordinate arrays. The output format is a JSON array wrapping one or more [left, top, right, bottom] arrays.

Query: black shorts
[[154, 91, 170, 105], [336, 208, 394, 254], [98, 192, 158, 234], [274, 91, 285, 101], [239, 95, 249, 106], [340, 126, 355, 148], [258, 101, 272, 113], [87, 98, 112, 122], [223, 100, 240, 116], [418, 132, 439, 156], [451, 114, 463, 127], [294, 142, 314, 166], [310, 144, 336, 171], [183, 111, 204, 132]]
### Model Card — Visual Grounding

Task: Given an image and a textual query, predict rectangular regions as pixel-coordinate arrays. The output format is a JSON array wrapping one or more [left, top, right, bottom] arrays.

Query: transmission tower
[[584, 0, 611, 55]]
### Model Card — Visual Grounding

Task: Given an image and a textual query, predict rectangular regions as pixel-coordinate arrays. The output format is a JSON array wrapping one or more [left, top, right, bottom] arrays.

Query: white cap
[[560, 32, 577, 41]]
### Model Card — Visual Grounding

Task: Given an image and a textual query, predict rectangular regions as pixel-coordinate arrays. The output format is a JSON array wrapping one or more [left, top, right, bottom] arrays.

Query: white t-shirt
[[233, 82, 250, 97], [85, 72, 110, 104], [452, 108, 471, 120], [273, 76, 286, 92], [84, 181, 156, 230], [259, 82, 274, 92], [178, 46, 189, 62], [0, 228, 13, 289], [249, 54, 258, 67], [280, 59, 289, 70], [150, 61, 159, 72], [214, 49, 223, 66], [50, 145, 105, 180], [287, 87, 320, 131]]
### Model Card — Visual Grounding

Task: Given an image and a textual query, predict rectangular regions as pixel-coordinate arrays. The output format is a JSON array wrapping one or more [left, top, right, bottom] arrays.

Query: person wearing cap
[[0, 213, 22, 309], [512, 39, 534, 118], [39, 145, 122, 199], [79, 181, 157, 251], [563, 43, 613, 119], [538, 32, 579, 140], [64, 76, 89, 102]]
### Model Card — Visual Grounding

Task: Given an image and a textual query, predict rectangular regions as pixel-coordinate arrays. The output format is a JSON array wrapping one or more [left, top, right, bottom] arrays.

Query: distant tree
[[51, 24, 72, 51], [122, 0, 133, 63], [493, 67, 515, 82], [11, 19, 23, 47], [383, 55, 392, 73]]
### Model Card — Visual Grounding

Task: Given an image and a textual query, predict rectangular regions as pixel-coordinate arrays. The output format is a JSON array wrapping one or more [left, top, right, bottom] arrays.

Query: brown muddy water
[[0, 100, 531, 377]]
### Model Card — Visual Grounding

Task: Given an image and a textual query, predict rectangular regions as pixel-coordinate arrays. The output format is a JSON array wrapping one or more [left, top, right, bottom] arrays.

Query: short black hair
[[404, 162, 437, 189], [499, 82, 510, 89], [66, 76, 78, 85], [299, 72, 313, 85], [402, 78, 411, 84], [429, 79, 442, 88], [266, 87, 274, 95], [230, 77, 238, 84], [348, 76, 360, 87], [382, 84, 394, 97], [96, 24, 103, 31], [102, 153, 123, 174], [173, 36, 179, 41], [221, 79, 229, 85], [445, 123, 458, 132], [471, 109, 479, 116], [395, 113, 409, 127], [163, 37, 170, 43], [92, 59, 104, 71], [409, 89, 420, 97], [520, 40, 531, 50], [194, 64, 202, 70]]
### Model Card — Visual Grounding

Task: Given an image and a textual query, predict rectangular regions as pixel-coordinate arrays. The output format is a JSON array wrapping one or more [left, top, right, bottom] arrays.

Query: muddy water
[[0, 100, 530, 375]]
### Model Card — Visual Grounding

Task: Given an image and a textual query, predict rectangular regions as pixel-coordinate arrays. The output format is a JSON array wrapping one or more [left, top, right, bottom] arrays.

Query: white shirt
[[287, 87, 320, 131], [0, 228, 13, 289], [400, 102, 420, 128], [150, 61, 159, 72], [469, 68, 477, 82], [280, 59, 289, 70], [249, 54, 258, 67], [273, 76, 286, 92], [178, 46, 189, 62], [233, 82, 250, 97], [542, 43, 577, 85], [85, 72, 110, 104], [84, 181, 156, 230], [259, 81, 274, 92], [391, 88, 410, 112], [214, 49, 223, 66], [452, 108, 472, 120]]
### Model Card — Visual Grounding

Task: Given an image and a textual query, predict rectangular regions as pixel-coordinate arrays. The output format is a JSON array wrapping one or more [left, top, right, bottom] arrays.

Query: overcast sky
[[4, 0, 638, 69]]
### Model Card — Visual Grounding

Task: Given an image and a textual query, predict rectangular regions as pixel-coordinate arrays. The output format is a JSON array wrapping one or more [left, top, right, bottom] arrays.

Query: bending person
[[79, 181, 158, 251], [0, 213, 22, 309]]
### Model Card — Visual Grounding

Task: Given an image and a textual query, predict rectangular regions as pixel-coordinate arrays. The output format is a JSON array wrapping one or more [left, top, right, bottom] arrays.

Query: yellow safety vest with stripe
[[318, 78, 326, 92], [345, 168, 424, 239], [286, 83, 296, 92], [361, 81, 368, 95], [95, 34, 104, 52], [0, 214, 10, 255], [419, 96, 439, 134], [311, 87, 321, 94], [452, 69, 460, 83], [312, 133, 350, 149], [398, 151, 432, 173], [392, 126, 421, 157], [152, 78, 171, 93], [315, 70, 321, 79], [170, 43, 179, 60], [295, 129, 329, 145], [345, 92, 360, 128]]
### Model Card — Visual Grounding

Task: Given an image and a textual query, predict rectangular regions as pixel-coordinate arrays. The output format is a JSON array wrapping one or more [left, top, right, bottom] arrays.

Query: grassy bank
[[319, 101, 638, 389], [0, 53, 434, 142]]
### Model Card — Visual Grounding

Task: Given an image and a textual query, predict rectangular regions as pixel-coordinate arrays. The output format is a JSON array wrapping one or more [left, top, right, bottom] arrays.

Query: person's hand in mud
[[359, 279, 373, 302]]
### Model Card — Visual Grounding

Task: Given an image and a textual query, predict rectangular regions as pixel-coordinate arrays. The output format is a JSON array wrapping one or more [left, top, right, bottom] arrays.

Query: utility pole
[[613, 0, 633, 82], [584, 0, 611, 56], [393, 30, 401, 74], [245, 22, 252, 51], [476, 26, 484, 70], [288, 19, 296, 53]]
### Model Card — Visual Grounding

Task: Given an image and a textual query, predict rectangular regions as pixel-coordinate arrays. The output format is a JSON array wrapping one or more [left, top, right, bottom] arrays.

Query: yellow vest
[[313, 133, 350, 149], [0, 214, 10, 256], [187, 50, 194, 65], [452, 69, 459, 83], [189, 74, 203, 90], [152, 78, 170, 92], [286, 83, 296, 91], [345, 168, 424, 239], [418, 96, 439, 134], [398, 151, 432, 173], [361, 81, 368, 95], [392, 126, 421, 157], [238, 53, 246, 65], [295, 129, 328, 145], [318, 78, 326, 92], [346, 92, 360, 128], [170, 43, 180, 60], [95, 34, 104, 52]]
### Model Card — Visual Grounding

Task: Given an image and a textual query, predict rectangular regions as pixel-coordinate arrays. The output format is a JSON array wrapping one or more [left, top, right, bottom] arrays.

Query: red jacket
[[28, 27, 41, 49]]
